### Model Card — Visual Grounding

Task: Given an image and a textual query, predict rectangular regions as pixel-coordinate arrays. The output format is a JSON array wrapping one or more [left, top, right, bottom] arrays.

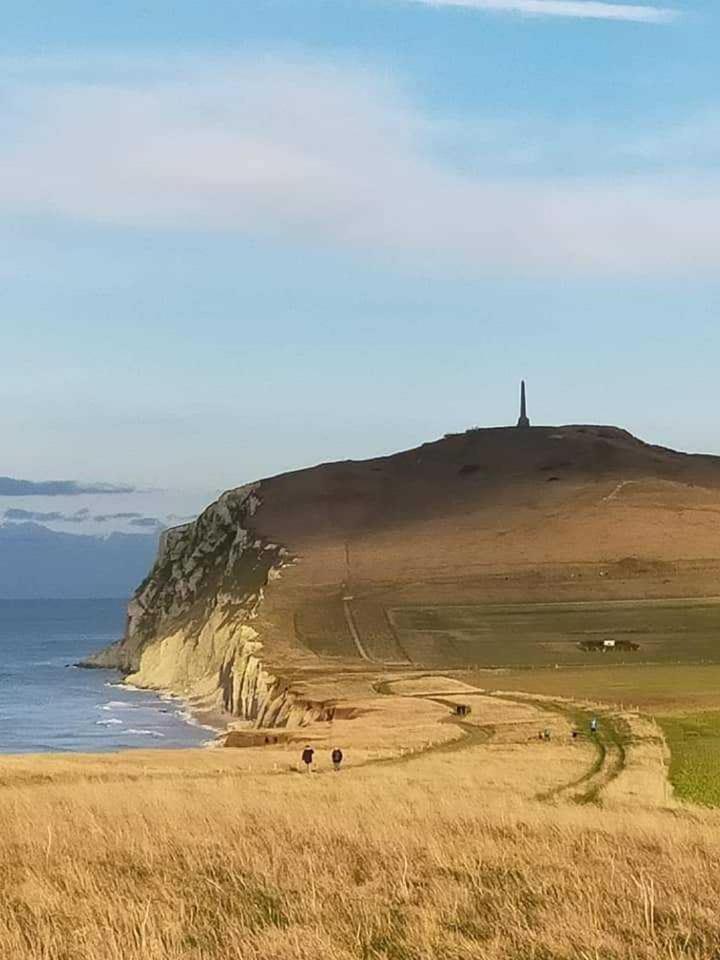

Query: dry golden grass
[[1, 729, 718, 960]]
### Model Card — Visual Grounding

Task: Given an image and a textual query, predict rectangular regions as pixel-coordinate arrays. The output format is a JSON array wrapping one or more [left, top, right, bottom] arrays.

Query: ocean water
[[0, 599, 213, 754]]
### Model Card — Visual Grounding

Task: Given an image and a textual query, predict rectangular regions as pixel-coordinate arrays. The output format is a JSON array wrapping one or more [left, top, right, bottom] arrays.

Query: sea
[[0, 598, 214, 754]]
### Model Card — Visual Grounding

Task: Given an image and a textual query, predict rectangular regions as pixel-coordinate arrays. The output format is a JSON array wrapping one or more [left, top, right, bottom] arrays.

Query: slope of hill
[[86, 425, 720, 724]]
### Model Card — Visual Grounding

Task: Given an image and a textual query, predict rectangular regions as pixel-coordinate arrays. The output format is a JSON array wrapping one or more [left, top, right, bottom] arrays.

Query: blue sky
[[2, 0, 719, 529]]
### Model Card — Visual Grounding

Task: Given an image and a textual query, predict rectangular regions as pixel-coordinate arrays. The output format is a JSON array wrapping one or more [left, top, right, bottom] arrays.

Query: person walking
[[331, 747, 343, 772], [301, 745, 315, 772], [590, 717, 598, 734]]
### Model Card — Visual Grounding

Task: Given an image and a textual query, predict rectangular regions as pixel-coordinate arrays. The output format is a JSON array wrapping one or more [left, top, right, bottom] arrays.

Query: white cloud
[[0, 59, 716, 276], [404, 0, 677, 23]]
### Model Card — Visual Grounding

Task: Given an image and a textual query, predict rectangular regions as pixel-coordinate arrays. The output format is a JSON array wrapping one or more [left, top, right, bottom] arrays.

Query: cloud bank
[[1, 59, 717, 275], [93, 512, 144, 522], [2, 508, 158, 525], [4, 508, 88, 523], [129, 517, 164, 528], [0, 477, 137, 497], [406, 0, 676, 24]]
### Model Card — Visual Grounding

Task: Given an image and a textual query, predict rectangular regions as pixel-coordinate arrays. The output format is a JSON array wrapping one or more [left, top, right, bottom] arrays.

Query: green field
[[472, 663, 720, 712], [298, 595, 720, 805], [659, 713, 720, 807], [389, 599, 720, 669], [474, 666, 720, 807]]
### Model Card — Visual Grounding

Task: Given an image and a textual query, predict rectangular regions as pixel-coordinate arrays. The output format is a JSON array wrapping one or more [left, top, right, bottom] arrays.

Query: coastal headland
[[7, 424, 720, 957], [82, 423, 720, 737]]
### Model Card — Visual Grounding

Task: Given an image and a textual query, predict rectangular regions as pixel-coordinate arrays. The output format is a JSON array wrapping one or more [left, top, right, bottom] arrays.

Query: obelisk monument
[[516, 380, 530, 428]]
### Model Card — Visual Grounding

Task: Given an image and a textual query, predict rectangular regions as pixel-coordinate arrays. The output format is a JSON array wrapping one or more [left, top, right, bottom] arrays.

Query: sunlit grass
[[474, 663, 720, 714], [660, 712, 720, 807], [1, 741, 719, 959]]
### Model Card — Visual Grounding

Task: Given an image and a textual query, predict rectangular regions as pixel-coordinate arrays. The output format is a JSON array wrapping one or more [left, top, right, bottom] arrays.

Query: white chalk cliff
[[85, 484, 321, 728]]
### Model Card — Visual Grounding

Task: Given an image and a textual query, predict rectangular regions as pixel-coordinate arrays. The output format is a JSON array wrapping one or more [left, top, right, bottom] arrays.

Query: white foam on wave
[[100, 687, 217, 741], [174, 707, 218, 734], [105, 681, 145, 692], [96, 718, 123, 727], [159, 692, 218, 733]]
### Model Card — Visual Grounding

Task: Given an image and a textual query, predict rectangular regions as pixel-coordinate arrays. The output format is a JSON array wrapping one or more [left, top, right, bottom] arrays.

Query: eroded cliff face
[[85, 484, 321, 728]]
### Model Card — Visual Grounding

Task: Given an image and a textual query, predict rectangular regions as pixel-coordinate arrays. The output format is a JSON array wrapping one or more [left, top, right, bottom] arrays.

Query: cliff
[[84, 484, 324, 727], [87, 425, 720, 729]]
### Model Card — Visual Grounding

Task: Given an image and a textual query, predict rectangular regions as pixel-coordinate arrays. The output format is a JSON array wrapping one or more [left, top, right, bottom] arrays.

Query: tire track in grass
[[493, 695, 630, 805], [374, 680, 631, 804]]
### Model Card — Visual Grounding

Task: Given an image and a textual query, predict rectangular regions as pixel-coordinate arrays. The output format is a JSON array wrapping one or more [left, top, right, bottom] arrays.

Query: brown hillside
[[90, 424, 720, 725], [253, 425, 720, 629]]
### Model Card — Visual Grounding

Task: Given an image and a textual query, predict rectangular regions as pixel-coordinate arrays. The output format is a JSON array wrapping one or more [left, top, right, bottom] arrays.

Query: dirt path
[[522, 702, 629, 804], [603, 479, 634, 502], [377, 678, 634, 805], [341, 597, 375, 663]]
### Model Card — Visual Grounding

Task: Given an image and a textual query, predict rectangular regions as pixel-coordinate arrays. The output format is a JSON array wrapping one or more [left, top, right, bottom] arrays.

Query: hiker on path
[[301, 745, 315, 772], [331, 747, 343, 772], [590, 718, 598, 734]]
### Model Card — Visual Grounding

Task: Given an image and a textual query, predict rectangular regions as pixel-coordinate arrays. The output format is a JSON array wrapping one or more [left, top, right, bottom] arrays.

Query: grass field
[[0, 654, 714, 957], [297, 596, 720, 807], [389, 599, 720, 668], [2, 736, 719, 960], [472, 663, 720, 713], [659, 712, 720, 807], [471, 665, 720, 808]]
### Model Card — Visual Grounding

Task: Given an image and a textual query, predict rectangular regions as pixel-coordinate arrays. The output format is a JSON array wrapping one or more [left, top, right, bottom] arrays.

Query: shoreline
[[75, 643, 231, 749], [106, 675, 228, 748]]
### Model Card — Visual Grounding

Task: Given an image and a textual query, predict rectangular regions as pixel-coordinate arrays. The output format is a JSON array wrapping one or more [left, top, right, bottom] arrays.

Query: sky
[[2, 0, 719, 532]]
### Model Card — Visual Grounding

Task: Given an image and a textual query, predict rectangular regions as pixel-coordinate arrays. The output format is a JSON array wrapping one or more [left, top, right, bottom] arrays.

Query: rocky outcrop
[[84, 484, 320, 728]]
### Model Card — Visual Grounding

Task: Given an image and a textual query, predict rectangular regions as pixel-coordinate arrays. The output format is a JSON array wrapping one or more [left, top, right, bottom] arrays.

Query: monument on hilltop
[[516, 380, 530, 428]]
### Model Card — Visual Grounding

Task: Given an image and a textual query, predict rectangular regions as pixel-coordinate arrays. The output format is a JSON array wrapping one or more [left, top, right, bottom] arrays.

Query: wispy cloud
[[93, 512, 144, 522], [0, 58, 716, 276], [4, 508, 98, 523], [405, 0, 677, 23], [3, 507, 166, 530], [0, 477, 136, 496], [129, 517, 165, 528], [4, 508, 68, 523]]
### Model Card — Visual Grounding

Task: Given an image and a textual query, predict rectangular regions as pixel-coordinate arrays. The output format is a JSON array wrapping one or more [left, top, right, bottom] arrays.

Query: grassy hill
[[251, 424, 720, 671], [86, 424, 720, 736]]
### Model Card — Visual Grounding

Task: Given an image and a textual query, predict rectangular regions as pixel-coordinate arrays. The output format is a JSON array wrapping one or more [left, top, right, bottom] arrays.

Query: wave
[[174, 707, 218, 734], [104, 681, 146, 693], [95, 718, 123, 726], [101, 686, 217, 738]]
